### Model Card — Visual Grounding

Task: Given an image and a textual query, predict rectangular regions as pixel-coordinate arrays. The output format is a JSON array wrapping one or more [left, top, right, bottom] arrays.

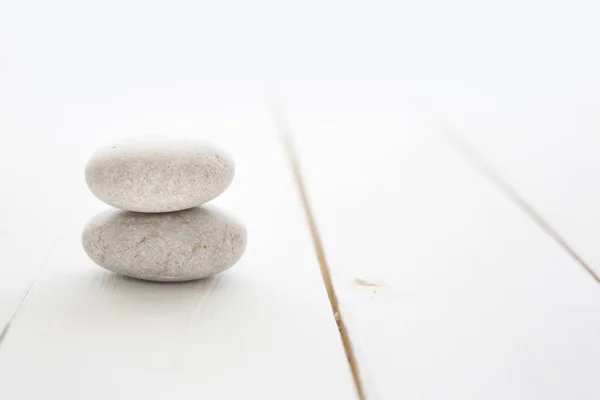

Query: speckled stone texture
[[82, 205, 247, 282], [85, 136, 235, 212]]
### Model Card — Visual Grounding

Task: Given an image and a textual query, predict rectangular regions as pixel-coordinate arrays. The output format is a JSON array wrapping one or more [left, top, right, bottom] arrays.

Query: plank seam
[[0, 270, 42, 349], [271, 106, 367, 400], [0, 238, 56, 349], [438, 126, 600, 284]]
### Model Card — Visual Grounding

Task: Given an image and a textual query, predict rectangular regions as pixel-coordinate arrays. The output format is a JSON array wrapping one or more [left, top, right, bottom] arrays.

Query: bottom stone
[[82, 205, 247, 282]]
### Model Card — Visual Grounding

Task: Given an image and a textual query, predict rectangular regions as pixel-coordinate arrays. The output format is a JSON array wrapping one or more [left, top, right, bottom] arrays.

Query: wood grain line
[[438, 124, 600, 284], [271, 106, 367, 400]]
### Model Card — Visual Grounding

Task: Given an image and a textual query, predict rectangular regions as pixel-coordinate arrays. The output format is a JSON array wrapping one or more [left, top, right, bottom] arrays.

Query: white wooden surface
[[2, 0, 600, 398], [291, 108, 600, 399], [0, 235, 51, 333], [0, 115, 357, 400], [441, 116, 600, 281], [394, 0, 600, 282]]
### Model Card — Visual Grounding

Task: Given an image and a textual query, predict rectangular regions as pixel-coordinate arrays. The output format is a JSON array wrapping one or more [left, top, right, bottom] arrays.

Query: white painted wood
[[407, 0, 600, 279], [0, 115, 357, 400], [439, 110, 600, 280], [0, 235, 51, 332], [291, 108, 600, 399], [3, 0, 599, 397]]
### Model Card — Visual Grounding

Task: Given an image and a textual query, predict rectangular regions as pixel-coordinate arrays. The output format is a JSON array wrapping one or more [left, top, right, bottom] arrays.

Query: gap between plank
[[0, 237, 56, 350], [0, 324, 10, 349], [0, 270, 42, 349], [437, 124, 600, 285], [270, 106, 367, 400]]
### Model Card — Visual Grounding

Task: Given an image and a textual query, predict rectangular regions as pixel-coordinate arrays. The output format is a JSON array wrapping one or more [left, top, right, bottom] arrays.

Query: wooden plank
[[0, 114, 357, 400], [289, 107, 600, 399]]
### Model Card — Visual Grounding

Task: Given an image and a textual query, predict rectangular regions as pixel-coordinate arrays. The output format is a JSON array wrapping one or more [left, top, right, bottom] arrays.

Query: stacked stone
[[82, 136, 247, 282]]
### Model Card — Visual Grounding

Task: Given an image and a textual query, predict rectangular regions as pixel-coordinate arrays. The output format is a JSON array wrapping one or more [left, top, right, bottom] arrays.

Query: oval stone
[[85, 136, 235, 212], [82, 206, 247, 282]]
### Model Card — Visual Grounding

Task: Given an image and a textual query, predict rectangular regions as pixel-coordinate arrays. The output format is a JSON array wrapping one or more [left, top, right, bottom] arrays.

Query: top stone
[[85, 136, 235, 212]]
